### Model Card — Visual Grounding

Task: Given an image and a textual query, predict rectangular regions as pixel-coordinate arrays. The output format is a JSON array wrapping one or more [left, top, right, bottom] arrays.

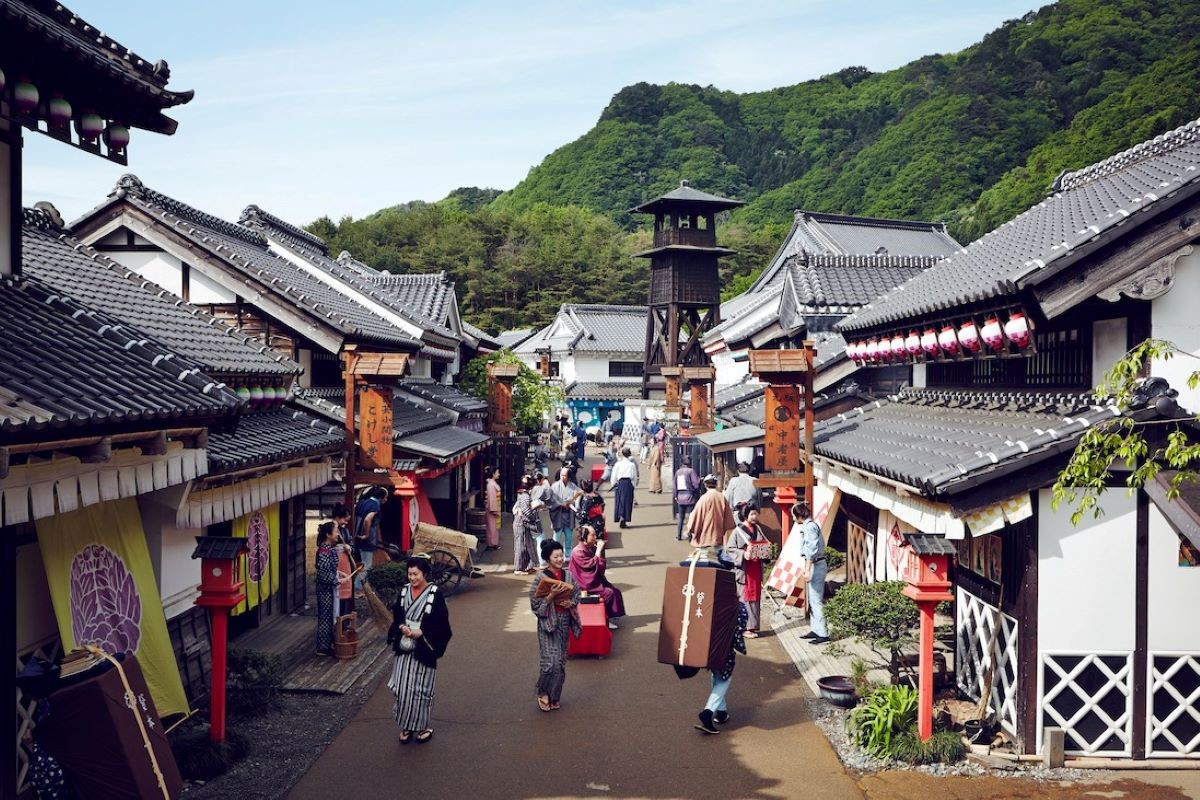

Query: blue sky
[[24, 0, 1043, 226]]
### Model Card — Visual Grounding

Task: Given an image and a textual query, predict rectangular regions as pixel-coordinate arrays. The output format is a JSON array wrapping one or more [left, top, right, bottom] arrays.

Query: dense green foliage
[[366, 561, 409, 609], [826, 581, 919, 681], [459, 351, 564, 435], [311, 0, 1200, 331], [847, 684, 918, 758]]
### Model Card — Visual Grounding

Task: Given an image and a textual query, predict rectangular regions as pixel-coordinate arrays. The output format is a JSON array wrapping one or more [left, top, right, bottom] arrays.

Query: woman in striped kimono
[[386, 556, 453, 744], [529, 540, 581, 712], [511, 475, 540, 574]]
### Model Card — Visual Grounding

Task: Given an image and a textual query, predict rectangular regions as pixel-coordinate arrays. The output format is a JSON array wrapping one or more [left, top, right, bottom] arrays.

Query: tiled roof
[[240, 207, 460, 344], [495, 329, 535, 349], [238, 205, 330, 258], [515, 304, 647, 355], [714, 380, 764, 412], [632, 181, 744, 214], [205, 407, 342, 472], [368, 270, 456, 328], [812, 388, 1140, 495], [293, 388, 487, 463], [0, 272, 242, 437], [762, 254, 942, 311], [564, 382, 643, 401], [87, 176, 420, 350], [460, 320, 499, 349], [841, 118, 1200, 333], [398, 381, 487, 415], [752, 210, 958, 293], [24, 210, 298, 379]]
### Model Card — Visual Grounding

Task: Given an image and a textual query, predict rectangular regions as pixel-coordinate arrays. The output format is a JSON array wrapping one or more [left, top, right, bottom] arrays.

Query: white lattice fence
[[847, 522, 873, 585], [15, 637, 63, 793], [955, 588, 1019, 735], [1039, 652, 1133, 756], [1149, 653, 1200, 758]]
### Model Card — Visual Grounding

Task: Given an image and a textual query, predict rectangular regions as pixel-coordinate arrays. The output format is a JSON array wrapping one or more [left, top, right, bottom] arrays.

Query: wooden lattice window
[[1040, 652, 1133, 756], [956, 588, 1019, 735], [1149, 653, 1200, 757], [846, 522, 874, 584], [927, 324, 1090, 389]]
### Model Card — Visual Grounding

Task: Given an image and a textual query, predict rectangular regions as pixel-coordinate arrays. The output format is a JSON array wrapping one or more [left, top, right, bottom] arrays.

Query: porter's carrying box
[[38, 654, 183, 799], [657, 562, 738, 670]]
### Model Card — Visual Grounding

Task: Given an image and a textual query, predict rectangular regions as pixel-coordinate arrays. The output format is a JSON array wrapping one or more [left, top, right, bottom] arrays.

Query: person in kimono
[[485, 466, 502, 550], [511, 475, 540, 574], [387, 556, 453, 744], [529, 540, 581, 712], [647, 433, 664, 493], [673, 457, 701, 541], [335, 537, 356, 617], [569, 525, 624, 628], [314, 522, 339, 656], [724, 504, 765, 637], [686, 474, 736, 550], [575, 479, 607, 540], [610, 448, 639, 529], [547, 467, 582, 550]]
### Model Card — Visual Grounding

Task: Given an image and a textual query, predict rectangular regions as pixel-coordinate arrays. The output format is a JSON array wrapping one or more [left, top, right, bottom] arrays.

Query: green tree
[[458, 351, 563, 435], [1053, 339, 1200, 524]]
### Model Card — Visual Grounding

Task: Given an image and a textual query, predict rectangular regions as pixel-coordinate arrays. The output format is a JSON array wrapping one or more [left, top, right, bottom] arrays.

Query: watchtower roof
[[631, 181, 744, 215]]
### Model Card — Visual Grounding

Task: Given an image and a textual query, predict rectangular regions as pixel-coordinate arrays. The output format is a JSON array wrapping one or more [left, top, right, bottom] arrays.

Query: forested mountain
[[311, 0, 1200, 332]]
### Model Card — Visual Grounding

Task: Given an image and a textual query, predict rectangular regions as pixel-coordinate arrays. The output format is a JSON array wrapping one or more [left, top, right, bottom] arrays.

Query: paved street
[[288, 475, 862, 800], [287, 457, 1199, 800]]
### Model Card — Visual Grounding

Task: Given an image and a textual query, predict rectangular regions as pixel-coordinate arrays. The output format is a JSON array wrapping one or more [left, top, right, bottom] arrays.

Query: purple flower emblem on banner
[[246, 510, 269, 582], [69, 543, 142, 655]]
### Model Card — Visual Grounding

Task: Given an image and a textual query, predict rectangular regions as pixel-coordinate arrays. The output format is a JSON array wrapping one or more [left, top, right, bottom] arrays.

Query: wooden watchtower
[[633, 181, 743, 399]]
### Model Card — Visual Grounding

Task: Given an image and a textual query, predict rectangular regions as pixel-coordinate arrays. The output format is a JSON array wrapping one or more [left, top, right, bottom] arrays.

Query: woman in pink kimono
[[568, 525, 624, 629], [485, 466, 502, 550], [725, 504, 765, 637]]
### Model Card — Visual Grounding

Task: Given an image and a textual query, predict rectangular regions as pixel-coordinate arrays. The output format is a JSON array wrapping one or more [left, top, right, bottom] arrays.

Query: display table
[[568, 600, 612, 657]]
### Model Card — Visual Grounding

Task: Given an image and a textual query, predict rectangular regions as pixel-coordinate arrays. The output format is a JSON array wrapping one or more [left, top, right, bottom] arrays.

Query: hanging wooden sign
[[358, 386, 394, 470], [763, 384, 801, 473]]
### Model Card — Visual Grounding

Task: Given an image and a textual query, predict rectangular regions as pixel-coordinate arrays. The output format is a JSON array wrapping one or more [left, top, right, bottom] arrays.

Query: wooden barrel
[[465, 508, 487, 535]]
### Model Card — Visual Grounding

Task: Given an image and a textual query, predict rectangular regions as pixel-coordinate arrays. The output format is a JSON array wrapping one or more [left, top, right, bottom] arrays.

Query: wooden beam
[[1035, 197, 1200, 318], [0, 446, 7, 480]]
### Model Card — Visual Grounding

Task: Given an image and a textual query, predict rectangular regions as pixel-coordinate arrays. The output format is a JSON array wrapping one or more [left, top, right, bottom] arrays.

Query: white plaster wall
[[190, 265, 236, 303], [16, 541, 58, 652], [1152, 248, 1200, 413], [516, 353, 539, 373], [911, 363, 927, 389], [1092, 317, 1127, 384], [298, 348, 313, 388], [712, 349, 749, 388], [109, 249, 184, 297], [559, 355, 578, 385], [159, 524, 201, 619], [1037, 489, 1137, 652], [1147, 505, 1200, 652], [572, 355, 642, 384], [409, 357, 432, 379]]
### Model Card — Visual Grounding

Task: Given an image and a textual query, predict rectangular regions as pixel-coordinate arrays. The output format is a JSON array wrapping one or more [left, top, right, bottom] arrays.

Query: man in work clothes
[[723, 462, 761, 514], [354, 486, 388, 590], [686, 474, 736, 551], [673, 458, 701, 541], [793, 501, 829, 644], [547, 467, 582, 550]]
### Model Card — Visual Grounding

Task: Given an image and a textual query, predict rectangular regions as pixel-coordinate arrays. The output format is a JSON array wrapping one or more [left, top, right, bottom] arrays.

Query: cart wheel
[[428, 549, 462, 596]]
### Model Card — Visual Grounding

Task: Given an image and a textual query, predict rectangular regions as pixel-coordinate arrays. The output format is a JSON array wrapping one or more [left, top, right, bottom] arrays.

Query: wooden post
[[917, 601, 936, 740], [682, 366, 715, 433], [487, 362, 520, 435], [1044, 728, 1065, 767], [342, 345, 358, 510], [662, 366, 682, 417]]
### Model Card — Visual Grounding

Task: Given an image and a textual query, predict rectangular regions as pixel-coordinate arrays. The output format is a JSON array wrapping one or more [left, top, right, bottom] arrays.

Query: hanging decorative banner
[[36, 498, 190, 718], [232, 505, 280, 615]]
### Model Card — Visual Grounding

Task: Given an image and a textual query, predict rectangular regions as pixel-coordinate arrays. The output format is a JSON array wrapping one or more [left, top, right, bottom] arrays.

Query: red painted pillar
[[209, 609, 230, 742], [917, 600, 936, 741], [774, 485, 797, 546]]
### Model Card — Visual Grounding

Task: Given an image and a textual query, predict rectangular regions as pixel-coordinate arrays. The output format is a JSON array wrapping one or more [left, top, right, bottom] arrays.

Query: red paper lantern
[[0, 68, 6, 94], [13, 77, 38, 115], [958, 321, 980, 353], [905, 331, 922, 357], [848, 342, 864, 365], [921, 328, 939, 358], [76, 110, 104, 141], [104, 123, 130, 151], [877, 337, 893, 362], [47, 93, 71, 128], [938, 325, 959, 356], [1004, 312, 1031, 348], [866, 338, 880, 363], [890, 334, 906, 361], [981, 317, 1004, 351]]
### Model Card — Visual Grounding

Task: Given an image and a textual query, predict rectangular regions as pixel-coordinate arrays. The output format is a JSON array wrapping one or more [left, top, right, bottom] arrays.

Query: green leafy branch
[[1052, 339, 1200, 525]]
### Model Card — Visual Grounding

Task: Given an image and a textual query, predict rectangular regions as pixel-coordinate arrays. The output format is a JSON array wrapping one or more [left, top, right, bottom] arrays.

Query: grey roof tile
[[205, 407, 342, 472], [564, 382, 643, 400], [24, 210, 298, 379], [94, 176, 420, 350], [841, 118, 1200, 333], [813, 388, 1131, 494], [516, 304, 647, 355], [398, 381, 487, 415]]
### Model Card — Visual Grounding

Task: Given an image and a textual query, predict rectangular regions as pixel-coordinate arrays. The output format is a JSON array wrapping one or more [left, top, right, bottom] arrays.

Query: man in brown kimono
[[686, 475, 736, 550]]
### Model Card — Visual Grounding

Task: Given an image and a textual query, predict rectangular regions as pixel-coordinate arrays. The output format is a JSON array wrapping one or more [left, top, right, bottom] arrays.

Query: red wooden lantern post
[[393, 473, 418, 554], [191, 536, 249, 743], [901, 533, 956, 741], [682, 366, 716, 433], [487, 362, 520, 436]]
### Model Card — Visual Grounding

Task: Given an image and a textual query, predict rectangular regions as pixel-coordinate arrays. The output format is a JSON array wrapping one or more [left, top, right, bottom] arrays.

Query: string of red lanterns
[[847, 310, 1032, 366]]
